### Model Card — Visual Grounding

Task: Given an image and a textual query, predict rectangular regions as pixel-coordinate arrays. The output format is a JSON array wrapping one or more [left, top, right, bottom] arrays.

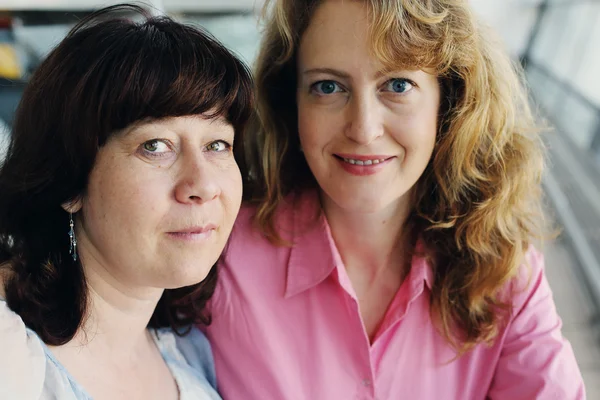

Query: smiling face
[[70, 115, 242, 291], [296, 0, 440, 215]]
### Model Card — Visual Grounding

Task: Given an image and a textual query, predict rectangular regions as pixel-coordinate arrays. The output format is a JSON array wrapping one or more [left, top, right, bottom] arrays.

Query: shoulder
[[0, 300, 47, 399], [224, 203, 271, 265], [230, 202, 261, 238], [172, 326, 217, 388], [497, 244, 561, 337], [232, 195, 298, 239], [503, 245, 547, 311], [233, 190, 319, 239], [488, 245, 586, 398], [225, 194, 301, 259]]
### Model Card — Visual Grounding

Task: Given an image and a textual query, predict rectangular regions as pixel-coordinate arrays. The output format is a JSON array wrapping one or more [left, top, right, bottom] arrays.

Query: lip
[[335, 153, 394, 162], [166, 224, 217, 241], [334, 154, 395, 176]]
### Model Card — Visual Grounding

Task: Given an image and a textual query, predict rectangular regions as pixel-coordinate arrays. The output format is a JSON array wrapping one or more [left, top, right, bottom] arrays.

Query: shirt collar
[[411, 240, 434, 292], [285, 191, 337, 298], [284, 190, 434, 298]]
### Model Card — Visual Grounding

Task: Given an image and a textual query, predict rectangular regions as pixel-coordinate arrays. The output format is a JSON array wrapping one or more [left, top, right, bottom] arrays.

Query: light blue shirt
[[0, 299, 221, 399]]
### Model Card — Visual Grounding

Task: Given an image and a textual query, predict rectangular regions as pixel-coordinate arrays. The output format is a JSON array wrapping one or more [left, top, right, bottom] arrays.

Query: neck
[[57, 250, 163, 360], [321, 191, 413, 280]]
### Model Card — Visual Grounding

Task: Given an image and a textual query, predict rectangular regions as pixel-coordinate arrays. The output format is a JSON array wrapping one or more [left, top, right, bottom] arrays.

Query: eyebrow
[[302, 68, 351, 80], [302, 67, 410, 81]]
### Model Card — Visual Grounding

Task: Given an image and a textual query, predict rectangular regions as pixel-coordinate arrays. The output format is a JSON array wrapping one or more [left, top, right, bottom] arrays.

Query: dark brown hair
[[0, 4, 253, 345]]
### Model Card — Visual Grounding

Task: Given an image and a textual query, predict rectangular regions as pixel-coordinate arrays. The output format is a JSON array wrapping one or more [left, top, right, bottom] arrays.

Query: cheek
[[422, 109, 439, 153], [88, 164, 170, 226], [216, 162, 243, 217], [392, 108, 438, 153], [297, 108, 313, 145], [297, 102, 327, 148], [228, 170, 243, 209], [120, 171, 169, 210]]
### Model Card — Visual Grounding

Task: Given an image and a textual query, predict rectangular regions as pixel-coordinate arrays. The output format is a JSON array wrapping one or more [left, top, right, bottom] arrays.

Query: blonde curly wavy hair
[[242, 0, 546, 354]]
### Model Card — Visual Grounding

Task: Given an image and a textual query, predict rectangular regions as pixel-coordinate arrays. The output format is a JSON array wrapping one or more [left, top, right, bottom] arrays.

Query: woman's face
[[71, 115, 242, 291], [296, 0, 440, 215]]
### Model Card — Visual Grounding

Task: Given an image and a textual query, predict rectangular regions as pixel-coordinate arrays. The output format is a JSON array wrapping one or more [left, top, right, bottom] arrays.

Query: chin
[[327, 190, 392, 213], [162, 262, 215, 289]]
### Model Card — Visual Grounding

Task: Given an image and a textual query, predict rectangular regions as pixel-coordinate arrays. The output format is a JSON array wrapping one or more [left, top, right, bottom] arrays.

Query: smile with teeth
[[341, 157, 387, 166]]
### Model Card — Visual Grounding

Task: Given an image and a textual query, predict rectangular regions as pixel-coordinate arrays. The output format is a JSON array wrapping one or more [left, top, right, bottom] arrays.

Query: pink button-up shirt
[[203, 191, 585, 399]]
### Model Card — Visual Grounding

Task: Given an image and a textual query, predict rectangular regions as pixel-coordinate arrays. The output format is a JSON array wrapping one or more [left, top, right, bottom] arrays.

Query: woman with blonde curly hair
[[202, 0, 585, 398]]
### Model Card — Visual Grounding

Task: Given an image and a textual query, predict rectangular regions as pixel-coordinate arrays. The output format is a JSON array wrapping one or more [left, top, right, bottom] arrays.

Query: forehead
[[298, 0, 439, 75], [299, 0, 370, 64]]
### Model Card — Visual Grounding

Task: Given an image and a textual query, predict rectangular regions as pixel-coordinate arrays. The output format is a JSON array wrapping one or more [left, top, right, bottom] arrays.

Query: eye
[[207, 140, 231, 152], [311, 80, 344, 95], [383, 78, 414, 94], [142, 139, 170, 154]]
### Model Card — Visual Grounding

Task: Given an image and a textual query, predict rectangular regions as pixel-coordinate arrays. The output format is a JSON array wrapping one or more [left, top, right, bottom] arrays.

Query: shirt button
[[362, 378, 372, 387]]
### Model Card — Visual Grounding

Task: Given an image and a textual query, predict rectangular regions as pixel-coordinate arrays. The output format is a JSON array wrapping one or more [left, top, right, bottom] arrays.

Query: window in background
[[179, 12, 261, 66], [526, 1, 600, 164]]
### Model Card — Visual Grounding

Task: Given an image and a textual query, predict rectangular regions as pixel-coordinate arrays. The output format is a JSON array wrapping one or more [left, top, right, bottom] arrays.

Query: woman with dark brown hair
[[0, 4, 252, 399]]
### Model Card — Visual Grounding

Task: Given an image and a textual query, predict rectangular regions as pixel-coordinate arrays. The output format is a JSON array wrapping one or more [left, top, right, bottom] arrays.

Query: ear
[[61, 197, 83, 213]]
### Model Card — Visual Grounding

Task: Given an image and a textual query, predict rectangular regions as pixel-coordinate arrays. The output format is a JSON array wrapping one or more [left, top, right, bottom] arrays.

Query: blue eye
[[384, 79, 413, 94], [312, 80, 343, 95]]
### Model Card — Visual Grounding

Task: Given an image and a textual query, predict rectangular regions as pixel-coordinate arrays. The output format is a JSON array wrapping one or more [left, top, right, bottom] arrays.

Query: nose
[[344, 93, 384, 145], [174, 152, 221, 204]]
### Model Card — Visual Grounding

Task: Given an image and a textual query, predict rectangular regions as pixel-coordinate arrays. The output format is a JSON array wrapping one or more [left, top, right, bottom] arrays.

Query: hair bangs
[[367, 0, 474, 75], [61, 13, 253, 146]]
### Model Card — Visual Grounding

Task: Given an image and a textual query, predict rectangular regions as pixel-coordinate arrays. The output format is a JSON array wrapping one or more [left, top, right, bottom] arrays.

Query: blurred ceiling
[[0, 0, 264, 12]]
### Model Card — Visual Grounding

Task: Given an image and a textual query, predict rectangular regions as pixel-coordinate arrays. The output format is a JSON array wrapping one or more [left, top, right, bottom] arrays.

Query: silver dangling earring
[[68, 213, 77, 261]]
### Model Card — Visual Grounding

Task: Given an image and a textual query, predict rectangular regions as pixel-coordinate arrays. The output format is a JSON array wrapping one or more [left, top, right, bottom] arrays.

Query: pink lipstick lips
[[334, 153, 394, 176]]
